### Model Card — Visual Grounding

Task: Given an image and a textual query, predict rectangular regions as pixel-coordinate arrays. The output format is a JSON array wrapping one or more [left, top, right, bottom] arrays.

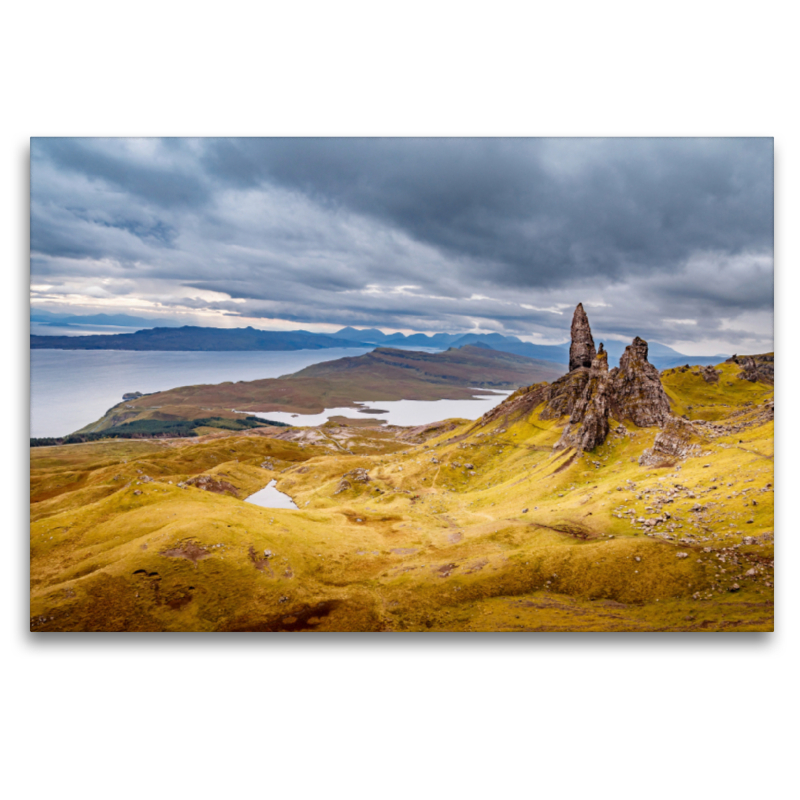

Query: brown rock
[[609, 336, 671, 427], [185, 475, 239, 496], [726, 353, 774, 384], [568, 303, 597, 372], [554, 348, 611, 451], [639, 416, 701, 467]]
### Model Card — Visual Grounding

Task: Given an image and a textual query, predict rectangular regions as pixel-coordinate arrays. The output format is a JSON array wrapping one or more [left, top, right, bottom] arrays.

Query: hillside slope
[[30, 350, 773, 632]]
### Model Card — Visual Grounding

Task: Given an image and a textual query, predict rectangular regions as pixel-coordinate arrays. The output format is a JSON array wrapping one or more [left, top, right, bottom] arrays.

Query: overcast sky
[[30, 137, 773, 354]]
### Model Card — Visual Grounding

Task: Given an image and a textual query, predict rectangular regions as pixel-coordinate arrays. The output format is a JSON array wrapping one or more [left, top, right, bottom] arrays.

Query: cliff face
[[543, 305, 672, 451], [554, 347, 611, 451], [726, 353, 774, 385], [609, 336, 671, 427], [568, 303, 597, 371]]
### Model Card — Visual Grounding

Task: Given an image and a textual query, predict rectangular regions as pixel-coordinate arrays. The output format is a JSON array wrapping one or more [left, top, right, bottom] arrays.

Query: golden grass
[[30, 370, 774, 632]]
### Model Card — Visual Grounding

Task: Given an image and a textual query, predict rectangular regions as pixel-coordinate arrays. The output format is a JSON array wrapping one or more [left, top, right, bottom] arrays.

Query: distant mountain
[[31, 320, 729, 367], [384, 332, 463, 348], [333, 327, 392, 343], [336, 328, 464, 348], [450, 332, 572, 362], [31, 326, 373, 351]]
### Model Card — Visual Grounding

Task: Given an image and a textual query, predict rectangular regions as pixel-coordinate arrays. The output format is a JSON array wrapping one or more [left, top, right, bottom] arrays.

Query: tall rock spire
[[568, 303, 597, 371]]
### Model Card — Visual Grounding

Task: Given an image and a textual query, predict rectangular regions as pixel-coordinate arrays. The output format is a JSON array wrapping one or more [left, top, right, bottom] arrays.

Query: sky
[[30, 137, 774, 355]]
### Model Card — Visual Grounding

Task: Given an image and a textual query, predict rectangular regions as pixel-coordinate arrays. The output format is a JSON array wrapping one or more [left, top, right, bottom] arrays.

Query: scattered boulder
[[185, 475, 239, 497], [726, 353, 774, 384], [343, 468, 370, 484]]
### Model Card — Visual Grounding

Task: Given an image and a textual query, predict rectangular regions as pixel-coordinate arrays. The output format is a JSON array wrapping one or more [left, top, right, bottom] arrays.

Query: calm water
[[241, 393, 512, 428], [245, 479, 299, 510], [30, 346, 507, 438], [30, 347, 373, 437]]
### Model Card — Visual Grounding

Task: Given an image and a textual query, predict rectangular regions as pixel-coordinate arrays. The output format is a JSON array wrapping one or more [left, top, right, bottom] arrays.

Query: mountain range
[[30, 319, 728, 371]]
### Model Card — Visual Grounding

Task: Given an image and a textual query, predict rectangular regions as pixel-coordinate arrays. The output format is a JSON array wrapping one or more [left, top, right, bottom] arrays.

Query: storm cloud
[[30, 137, 774, 353]]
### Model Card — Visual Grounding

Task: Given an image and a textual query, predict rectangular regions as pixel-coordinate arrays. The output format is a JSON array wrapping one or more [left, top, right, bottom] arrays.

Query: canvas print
[[30, 138, 774, 632]]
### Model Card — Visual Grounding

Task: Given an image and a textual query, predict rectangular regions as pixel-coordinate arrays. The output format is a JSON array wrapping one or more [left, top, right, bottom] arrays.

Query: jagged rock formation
[[608, 336, 671, 427], [638, 416, 702, 467], [543, 306, 672, 452], [727, 353, 774, 385], [554, 347, 611, 451], [568, 303, 597, 371]]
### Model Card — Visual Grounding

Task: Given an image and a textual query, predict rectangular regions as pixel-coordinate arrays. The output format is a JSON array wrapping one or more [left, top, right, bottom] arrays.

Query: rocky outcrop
[[638, 416, 702, 467], [568, 303, 597, 371], [539, 370, 591, 421], [543, 307, 673, 452], [554, 347, 611, 451], [727, 353, 774, 385], [185, 475, 239, 496], [608, 336, 671, 427]]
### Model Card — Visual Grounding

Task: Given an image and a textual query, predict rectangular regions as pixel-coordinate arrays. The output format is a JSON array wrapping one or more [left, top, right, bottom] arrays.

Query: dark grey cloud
[[30, 137, 774, 353], [200, 137, 773, 291]]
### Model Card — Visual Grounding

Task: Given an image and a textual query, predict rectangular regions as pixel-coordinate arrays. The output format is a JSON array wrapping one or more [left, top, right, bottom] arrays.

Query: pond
[[240, 391, 512, 428], [245, 479, 298, 510]]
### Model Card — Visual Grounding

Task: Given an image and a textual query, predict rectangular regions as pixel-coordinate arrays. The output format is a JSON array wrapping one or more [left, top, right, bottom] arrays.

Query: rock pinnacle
[[568, 303, 597, 372]]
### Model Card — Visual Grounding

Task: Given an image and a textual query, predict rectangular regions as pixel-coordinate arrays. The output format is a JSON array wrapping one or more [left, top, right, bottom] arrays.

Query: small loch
[[245, 479, 298, 510]]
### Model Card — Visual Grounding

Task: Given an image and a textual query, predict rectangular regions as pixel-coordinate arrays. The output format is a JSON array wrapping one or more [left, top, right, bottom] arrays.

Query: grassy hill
[[30, 355, 773, 632]]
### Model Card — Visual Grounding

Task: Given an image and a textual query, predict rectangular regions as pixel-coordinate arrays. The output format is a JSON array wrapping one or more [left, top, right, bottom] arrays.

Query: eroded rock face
[[539, 370, 590, 421], [185, 475, 239, 496], [568, 303, 597, 371], [727, 353, 774, 385], [638, 416, 701, 467], [555, 348, 611, 451], [609, 336, 671, 427], [543, 311, 672, 452]]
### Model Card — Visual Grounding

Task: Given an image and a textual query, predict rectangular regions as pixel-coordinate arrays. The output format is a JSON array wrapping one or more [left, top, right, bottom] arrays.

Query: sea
[[30, 347, 509, 438]]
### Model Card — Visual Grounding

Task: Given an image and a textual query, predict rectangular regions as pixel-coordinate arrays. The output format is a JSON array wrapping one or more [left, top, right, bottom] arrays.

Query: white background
[[4, 2, 796, 798]]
